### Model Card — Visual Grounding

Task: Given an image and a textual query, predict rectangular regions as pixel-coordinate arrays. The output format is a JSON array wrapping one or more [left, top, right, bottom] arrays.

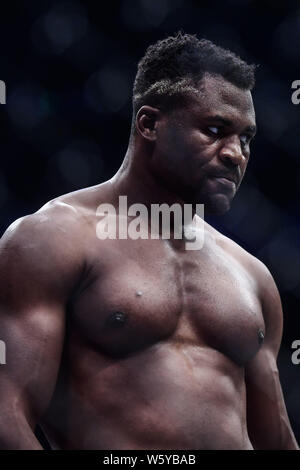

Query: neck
[[111, 139, 188, 212], [107, 139, 200, 239]]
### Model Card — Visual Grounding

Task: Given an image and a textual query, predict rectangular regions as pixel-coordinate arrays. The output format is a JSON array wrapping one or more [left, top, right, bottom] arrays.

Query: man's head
[[131, 32, 257, 214]]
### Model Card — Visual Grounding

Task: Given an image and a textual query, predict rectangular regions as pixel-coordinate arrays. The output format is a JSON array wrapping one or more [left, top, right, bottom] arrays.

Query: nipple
[[258, 329, 265, 343], [105, 311, 127, 328]]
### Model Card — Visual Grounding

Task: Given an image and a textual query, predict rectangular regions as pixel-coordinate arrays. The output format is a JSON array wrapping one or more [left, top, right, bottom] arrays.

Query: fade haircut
[[132, 31, 256, 132]]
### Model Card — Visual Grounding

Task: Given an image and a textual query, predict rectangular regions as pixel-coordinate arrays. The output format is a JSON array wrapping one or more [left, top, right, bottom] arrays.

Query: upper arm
[[245, 261, 298, 449], [0, 208, 84, 431]]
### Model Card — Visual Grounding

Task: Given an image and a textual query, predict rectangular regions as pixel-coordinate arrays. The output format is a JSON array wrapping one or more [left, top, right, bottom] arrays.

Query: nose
[[219, 135, 244, 167]]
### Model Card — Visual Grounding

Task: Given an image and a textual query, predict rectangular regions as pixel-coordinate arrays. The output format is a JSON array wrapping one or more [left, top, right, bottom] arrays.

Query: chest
[[70, 237, 265, 365]]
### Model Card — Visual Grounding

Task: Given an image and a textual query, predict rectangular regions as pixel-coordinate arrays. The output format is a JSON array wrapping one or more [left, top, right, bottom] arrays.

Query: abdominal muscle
[[42, 340, 253, 450]]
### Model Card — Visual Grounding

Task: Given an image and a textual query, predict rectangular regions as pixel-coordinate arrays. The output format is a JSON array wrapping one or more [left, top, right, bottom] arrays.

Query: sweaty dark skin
[[0, 74, 298, 450]]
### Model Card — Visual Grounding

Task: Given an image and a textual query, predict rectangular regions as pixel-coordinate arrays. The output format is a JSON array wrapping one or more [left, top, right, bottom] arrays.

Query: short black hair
[[132, 31, 256, 127]]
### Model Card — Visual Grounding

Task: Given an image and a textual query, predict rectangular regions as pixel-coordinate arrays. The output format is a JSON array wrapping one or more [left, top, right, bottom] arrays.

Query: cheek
[[165, 134, 192, 159], [156, 129, 214, 179], [190, 131, 217, 163], [235, 160, 248, 189], [241, 158, 249, 176]]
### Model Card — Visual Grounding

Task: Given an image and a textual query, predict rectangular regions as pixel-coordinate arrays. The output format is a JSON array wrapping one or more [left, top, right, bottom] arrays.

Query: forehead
[[185, 73, 256, 125]]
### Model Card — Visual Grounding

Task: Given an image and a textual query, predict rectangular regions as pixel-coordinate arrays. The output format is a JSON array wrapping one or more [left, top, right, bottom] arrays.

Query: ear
[[135, 105, 161, 142]]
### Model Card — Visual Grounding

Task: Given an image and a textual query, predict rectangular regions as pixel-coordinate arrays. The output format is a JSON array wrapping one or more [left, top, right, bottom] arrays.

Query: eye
[[207, 126, 219, 135], [240, 134, 250, 146]]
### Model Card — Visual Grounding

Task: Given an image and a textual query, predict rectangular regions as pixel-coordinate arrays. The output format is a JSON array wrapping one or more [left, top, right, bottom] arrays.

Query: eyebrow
[[206, 114, 257, 135]]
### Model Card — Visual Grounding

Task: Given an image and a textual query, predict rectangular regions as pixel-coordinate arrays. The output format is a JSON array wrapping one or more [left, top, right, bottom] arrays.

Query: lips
[[211, 173, 238, 185]]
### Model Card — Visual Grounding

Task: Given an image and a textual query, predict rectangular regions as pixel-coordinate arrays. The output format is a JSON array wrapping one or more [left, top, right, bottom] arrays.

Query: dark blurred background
[[0, 0, 299, 445]]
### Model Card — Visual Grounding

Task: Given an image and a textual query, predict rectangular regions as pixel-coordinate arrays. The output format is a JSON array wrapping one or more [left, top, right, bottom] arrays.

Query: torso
[[40, 185, 264, 449]]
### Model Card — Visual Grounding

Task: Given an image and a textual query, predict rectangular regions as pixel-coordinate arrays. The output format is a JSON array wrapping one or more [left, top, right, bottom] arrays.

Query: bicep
[[0, 303, 65, 424], [0, 214, 81, 424], [245, 345, 291, 449], [245, 262, 297, 449]]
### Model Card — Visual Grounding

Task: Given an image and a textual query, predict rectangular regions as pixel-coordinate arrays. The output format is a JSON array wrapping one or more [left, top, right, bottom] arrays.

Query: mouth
[[211, 173, 238, 186], [212, 176, 237, 186]]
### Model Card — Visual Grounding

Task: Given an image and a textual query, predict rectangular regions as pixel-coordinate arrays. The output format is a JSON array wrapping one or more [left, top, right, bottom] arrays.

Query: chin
[[204, 194, 233, 215]]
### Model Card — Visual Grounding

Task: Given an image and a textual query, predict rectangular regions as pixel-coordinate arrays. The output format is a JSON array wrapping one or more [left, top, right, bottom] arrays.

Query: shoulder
[[0, 194, 89, 288], [205, 221, 276, 290], [0, 181, 114, 283], [1, 199, 81, 254], [1, 181, 112, 251]]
